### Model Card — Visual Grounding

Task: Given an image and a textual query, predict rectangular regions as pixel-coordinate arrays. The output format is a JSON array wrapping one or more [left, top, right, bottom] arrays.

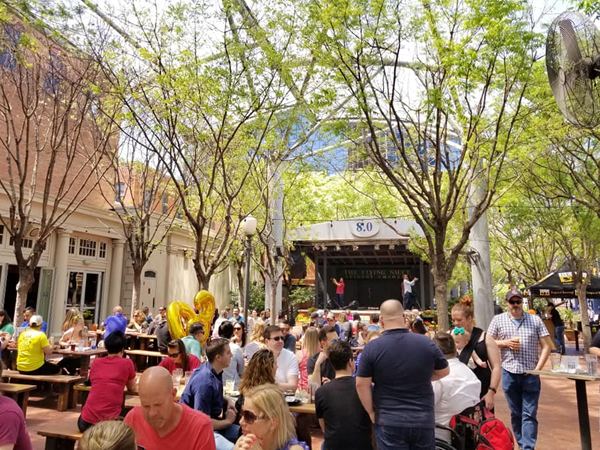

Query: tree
[[310, 0, 541, 330], [95, 123, 181, 316], [0, 13, 115, 323]]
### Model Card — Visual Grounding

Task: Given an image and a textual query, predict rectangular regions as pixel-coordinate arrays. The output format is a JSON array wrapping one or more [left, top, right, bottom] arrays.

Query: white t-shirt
[[276, 348, 300, 384], [432, 358, 481, 441]]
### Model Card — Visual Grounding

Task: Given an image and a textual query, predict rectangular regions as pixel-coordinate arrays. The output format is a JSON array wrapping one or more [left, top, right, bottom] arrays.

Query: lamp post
[[241, 215, 257, 325]]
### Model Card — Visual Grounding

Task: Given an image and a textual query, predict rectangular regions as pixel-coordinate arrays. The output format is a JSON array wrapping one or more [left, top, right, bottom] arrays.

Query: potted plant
[[560, 309, 580, 341], [83, 310, 94, 328]]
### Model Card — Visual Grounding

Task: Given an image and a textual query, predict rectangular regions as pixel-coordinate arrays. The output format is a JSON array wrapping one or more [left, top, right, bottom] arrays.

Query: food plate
[[285, 396, 302, 405]]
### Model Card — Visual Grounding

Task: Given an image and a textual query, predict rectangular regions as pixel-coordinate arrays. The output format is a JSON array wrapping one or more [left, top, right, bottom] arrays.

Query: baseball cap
[[505, 290, 523, 301], [30, 315, 44, 326]]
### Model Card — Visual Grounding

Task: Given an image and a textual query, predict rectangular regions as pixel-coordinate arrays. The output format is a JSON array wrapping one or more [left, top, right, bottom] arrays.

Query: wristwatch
[[488, 387, 497, 394]]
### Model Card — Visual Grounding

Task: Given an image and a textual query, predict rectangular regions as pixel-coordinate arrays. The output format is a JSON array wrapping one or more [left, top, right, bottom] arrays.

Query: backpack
[[449, 403, 515, 450]]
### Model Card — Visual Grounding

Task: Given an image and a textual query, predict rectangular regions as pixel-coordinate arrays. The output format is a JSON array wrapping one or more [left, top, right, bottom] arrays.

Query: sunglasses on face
[[234, 327, 242, 331], [270, 336, 284, 342], [168, 352, 180, 358], [241, 409, 268, 424], [508, 300, 523, 305]]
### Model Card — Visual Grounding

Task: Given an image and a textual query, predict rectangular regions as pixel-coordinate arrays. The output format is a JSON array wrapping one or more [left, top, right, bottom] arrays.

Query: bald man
[[102, 306, 127, 338], [124, 367, 215, 450], [356, 299, 449, 450]]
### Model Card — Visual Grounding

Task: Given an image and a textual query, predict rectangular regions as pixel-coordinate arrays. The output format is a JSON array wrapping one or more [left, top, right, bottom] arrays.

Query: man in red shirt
[[124, 366, 215, 450], [78, 331, 136, 431]]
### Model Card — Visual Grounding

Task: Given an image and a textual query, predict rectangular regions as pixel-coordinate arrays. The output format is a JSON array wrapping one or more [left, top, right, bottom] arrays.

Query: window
[[69, 237, 76, 254], [162, 195, 168, 214], [144, 270, 156, 278], [99, 242, 107, 259], [115, 182, 126, 202], [44, 53, 64, 95], [79, 239, 97, 257], [9, 235, 33, 249], [0, 25, 21, 70], [0, 224, 3, 245]]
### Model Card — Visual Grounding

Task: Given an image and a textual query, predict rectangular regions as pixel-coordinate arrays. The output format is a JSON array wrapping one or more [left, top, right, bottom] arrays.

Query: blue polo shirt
[[103, 313, 127, 338], [357, 328, 448, 428], [180, 362, 223, 418], [20, 321, 47, 333]]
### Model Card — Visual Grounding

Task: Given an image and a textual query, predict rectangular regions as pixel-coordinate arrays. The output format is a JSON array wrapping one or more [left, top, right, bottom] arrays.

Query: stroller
[[436, 402, 515, 450]]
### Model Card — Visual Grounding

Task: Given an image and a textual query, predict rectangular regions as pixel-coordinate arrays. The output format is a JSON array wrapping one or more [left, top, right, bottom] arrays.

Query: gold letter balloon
[[166, 290, 215, 344]]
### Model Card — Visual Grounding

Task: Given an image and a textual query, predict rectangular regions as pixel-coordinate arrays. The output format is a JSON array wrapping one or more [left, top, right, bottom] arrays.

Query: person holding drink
[[488, 290, 552, 450]]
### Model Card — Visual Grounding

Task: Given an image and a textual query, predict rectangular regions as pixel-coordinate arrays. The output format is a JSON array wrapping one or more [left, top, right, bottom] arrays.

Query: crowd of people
[[0, 289, 559, 450]]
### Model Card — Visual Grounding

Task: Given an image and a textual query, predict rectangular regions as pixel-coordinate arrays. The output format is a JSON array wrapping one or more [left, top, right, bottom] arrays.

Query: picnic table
[[526, 369, 600, 450], [0, 382, 36, 417], [56, 347, 108, 377]]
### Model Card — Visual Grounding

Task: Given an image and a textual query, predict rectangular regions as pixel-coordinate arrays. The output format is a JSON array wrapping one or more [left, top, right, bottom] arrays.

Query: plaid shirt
[[488, 312, 549, 374]]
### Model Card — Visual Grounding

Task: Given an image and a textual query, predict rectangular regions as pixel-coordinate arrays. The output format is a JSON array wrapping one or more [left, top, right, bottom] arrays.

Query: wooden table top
[[289, 402, 316, 414], [0, 382, 37, 393], [56, 348, 108, 357]]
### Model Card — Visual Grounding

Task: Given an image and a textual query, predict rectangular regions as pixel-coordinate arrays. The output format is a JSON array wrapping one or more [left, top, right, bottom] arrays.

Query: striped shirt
[[488, 312, 549, 374]]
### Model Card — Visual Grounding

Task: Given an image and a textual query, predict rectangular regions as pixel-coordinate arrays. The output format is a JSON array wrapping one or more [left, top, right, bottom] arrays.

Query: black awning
[[526, 263, 600, 299]]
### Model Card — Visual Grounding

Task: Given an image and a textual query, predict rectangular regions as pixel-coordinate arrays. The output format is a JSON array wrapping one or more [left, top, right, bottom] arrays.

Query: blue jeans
[[374, 424, 435, 450], [553, 325, 565, 352], [502, 369, 541, 450], [404, 292, 415, 310], [214, 424, 240, 450]]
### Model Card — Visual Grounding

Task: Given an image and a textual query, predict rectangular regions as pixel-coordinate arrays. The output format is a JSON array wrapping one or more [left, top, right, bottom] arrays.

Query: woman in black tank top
[[452, 296, 501, 410]]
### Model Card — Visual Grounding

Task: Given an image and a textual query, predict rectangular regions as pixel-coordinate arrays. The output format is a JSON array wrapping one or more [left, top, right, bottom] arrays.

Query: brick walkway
[[19, 339, 600, 450]]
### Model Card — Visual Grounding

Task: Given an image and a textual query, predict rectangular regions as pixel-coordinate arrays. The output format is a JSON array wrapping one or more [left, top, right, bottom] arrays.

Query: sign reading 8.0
[[350, 220, 380, 238]]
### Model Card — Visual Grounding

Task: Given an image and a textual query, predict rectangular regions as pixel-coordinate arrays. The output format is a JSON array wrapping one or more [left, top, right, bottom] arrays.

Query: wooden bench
[[0, 382, 36, 417], [125, 349, 164, 371], [1, 370, 83, 411], [38, 422, 82, 450]]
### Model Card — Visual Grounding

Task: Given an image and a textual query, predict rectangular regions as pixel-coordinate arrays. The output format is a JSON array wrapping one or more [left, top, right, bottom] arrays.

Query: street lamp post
[[241, 215, 257, 325]]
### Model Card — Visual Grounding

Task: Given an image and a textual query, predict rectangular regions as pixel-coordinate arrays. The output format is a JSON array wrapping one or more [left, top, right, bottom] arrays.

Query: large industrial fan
[[546, 11, 600, 128]]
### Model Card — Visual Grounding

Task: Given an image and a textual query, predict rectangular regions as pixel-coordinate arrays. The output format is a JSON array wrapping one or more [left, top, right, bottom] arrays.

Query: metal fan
[[546, 11, 600, 128]]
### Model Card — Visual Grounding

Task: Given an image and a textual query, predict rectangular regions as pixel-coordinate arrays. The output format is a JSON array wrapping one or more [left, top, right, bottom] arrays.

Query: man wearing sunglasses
[[264, 325, 299, 392], [307, 326, 339, 387], [124, 366, 215, 450], [488, 290, 552, 450], [180, 338, 239, 450], [278, 319, 297, 353]]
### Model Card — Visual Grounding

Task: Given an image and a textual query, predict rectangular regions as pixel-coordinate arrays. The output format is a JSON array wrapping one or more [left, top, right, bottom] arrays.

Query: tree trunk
[[14, 268, 35, 325], [578, 285, 592, 353], [434, 280, 450, 332], [131, 266, 142, 318], [270, 280, 277, 321]]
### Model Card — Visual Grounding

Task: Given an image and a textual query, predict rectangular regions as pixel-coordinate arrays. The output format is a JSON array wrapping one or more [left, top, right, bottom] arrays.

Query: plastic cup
[[586, 354, 598, 376], [224, 378, 235, 394], [550, 353, 562, 372]]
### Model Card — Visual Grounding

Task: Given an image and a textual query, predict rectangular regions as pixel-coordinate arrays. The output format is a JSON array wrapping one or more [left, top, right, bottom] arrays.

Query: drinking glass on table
[[173, 368, 183, 386], [224, 376, 235, 394], [184, 371, 193, 383]]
